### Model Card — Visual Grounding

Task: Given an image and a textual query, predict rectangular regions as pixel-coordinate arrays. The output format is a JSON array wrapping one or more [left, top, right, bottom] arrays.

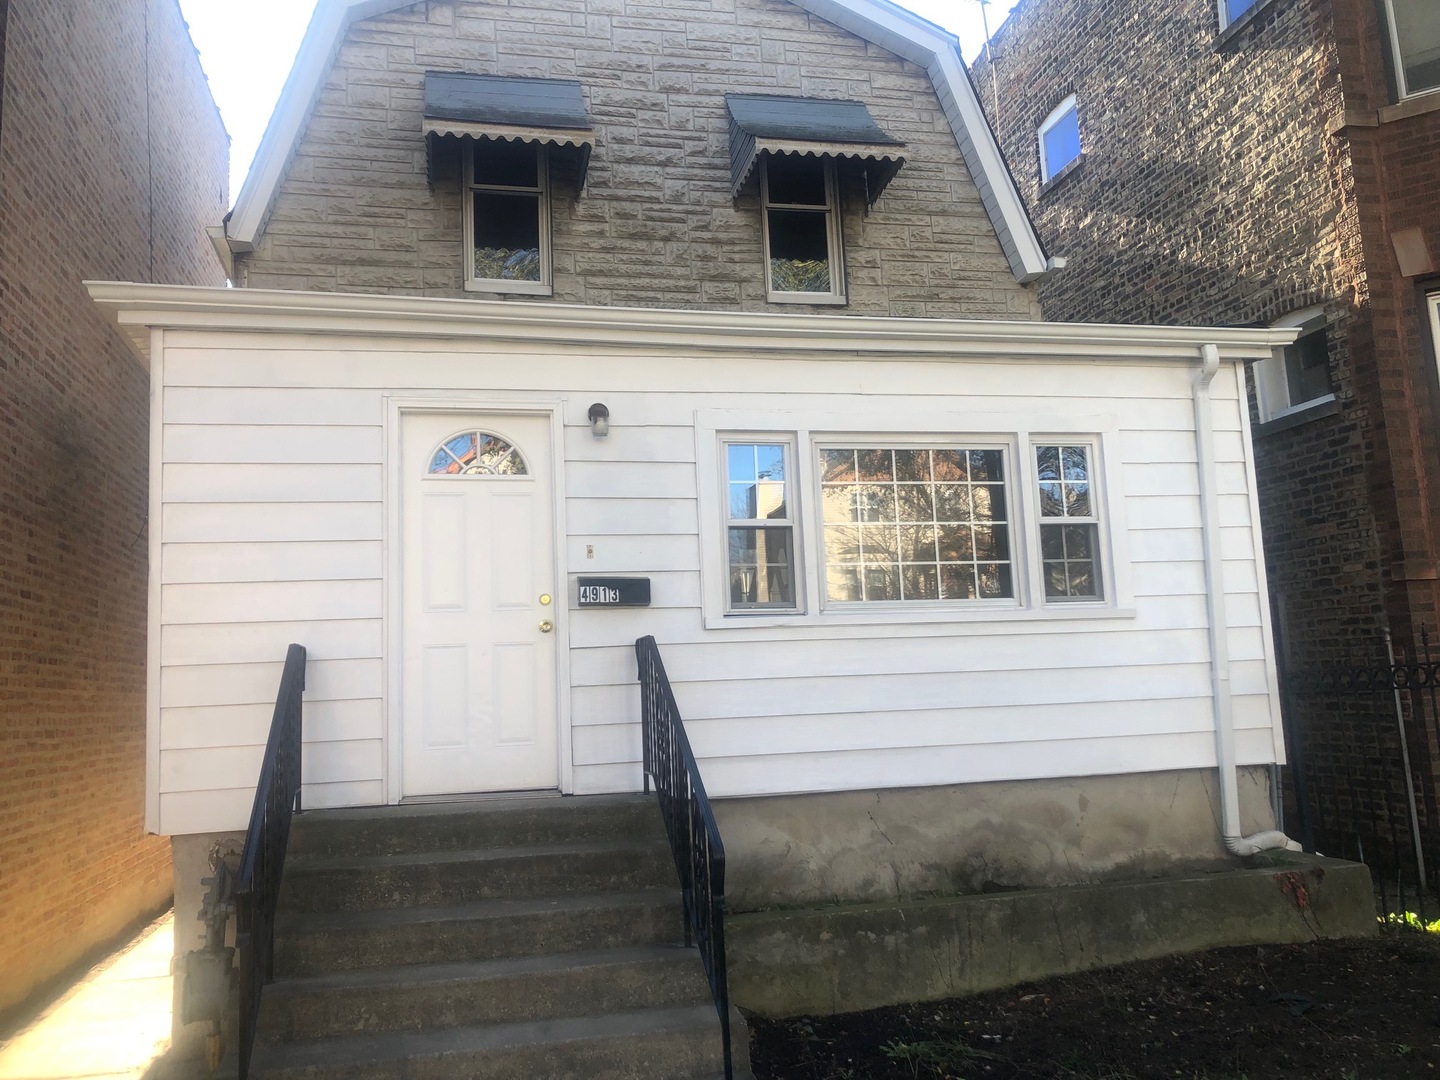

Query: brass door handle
[[539, 620, 554, 633]]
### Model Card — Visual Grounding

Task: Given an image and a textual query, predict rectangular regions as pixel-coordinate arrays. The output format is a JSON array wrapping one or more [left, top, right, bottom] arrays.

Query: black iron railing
[[234, 643, 306, 1080], [636, 635, 732, 1080], [1285, 628, 1440, 921]]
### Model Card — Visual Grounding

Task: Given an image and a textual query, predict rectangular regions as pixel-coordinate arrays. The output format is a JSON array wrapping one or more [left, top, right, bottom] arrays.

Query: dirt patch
[[749, 929, 1440, 1079]]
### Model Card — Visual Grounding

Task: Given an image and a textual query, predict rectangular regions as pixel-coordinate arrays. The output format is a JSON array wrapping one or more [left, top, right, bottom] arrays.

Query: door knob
[[539, 620, 553, 633]]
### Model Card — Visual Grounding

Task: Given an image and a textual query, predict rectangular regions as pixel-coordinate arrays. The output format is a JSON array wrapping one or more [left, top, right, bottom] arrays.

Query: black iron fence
[[635, 635, 732, 1080], [1284, 629, 1440, 920], [234, 643, 306, 1080]]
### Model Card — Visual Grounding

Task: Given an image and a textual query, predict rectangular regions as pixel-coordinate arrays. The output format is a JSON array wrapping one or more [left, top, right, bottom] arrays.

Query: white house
[[86, 0, 1314, 1029]]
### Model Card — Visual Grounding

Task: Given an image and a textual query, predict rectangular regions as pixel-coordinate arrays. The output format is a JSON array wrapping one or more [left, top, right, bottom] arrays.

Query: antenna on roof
[[975, 0, 1001, 134]]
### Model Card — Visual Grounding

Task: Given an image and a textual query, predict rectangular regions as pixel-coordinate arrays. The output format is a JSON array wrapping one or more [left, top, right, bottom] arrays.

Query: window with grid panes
[[1036, 444, 1101, 600], [819, 446, 1013, 603], [724, 441, 798, 611]]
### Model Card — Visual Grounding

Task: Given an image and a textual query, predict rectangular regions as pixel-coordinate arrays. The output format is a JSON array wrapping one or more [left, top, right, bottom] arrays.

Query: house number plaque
[[576, 577, 651, 607]]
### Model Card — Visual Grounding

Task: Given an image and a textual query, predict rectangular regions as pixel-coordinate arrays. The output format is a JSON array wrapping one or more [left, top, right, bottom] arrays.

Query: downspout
[[1194, 343, 1301, 857]]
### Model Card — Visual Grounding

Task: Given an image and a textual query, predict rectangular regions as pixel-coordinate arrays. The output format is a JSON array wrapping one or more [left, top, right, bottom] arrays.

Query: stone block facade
[[0, 0, 227, 1021], [238, 0, 1040, 320], [971, 0, 1440, 850]]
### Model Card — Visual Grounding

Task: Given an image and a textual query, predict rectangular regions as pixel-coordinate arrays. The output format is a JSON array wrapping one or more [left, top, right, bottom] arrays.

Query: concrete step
[[273, 890, 683, 977], [287, 794, 662, 859], [257, 944, 712, 1042], [279, 838, 676, 912], [247, 1004, 733, 1080]]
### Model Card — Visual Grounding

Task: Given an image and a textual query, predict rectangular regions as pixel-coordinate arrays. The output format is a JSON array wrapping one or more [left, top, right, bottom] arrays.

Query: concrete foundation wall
[[727, 854, 1375, 1017], [714, 766, 1278, 911]]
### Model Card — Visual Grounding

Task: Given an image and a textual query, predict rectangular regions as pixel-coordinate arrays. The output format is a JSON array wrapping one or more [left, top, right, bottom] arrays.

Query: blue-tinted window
[[1038, 98, 1080, 183], [1226, 0, 1259, 24]]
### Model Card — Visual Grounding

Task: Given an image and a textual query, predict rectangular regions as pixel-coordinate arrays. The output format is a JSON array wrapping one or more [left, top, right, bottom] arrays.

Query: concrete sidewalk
[[0, 912, 206, 1080]]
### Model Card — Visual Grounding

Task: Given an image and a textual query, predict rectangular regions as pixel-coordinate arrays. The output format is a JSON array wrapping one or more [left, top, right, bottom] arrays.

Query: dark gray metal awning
[[423, 72, 594, 188], [725, 94, 906, 206]]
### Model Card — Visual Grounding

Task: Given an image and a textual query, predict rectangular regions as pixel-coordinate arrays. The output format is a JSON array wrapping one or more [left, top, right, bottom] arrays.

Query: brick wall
[[970, 0, 1396, 670], [238, 0, 1039, 320], [0, 0, 227, 1019], [971, 0, 1440, 850]]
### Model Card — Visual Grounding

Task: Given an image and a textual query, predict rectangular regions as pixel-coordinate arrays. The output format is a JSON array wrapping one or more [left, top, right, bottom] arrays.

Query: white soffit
[[224, 0, 1051, 284], [86, 282, 1299, 369]]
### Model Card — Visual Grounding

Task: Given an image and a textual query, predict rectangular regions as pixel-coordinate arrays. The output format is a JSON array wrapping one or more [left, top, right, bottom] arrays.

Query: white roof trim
[[226, 0, 414, 253], [788, 0, 1049, 282], [87, 281, 1298, 369], [224, 0, 1051, 283]]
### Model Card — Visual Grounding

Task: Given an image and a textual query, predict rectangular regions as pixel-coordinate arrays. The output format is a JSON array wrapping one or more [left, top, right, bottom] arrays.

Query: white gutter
[[1194, 343, 1301, 857]]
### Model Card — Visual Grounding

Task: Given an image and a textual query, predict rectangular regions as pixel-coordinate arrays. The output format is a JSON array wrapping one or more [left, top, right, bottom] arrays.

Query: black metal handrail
[[234, 643, 306, 1080], [636, 635, 732, 1080]]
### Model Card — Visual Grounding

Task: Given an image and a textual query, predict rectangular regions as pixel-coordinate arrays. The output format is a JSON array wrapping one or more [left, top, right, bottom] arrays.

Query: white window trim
[[719, 435, 804, 615], [1037, 94, 1079, 184], [463, 140, 553, 296], [1030, 438, 1110, 606], [1254, 305, 1334, 423], [760, 155, 847, 306], [695, 407, 1135, 631], [1384, 0, 1440, 100], [814, 435, 1024, 613]]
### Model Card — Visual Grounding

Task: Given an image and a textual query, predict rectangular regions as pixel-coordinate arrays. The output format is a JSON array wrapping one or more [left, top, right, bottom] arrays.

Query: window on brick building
[[1037, 96, 1080, 185], [464, 140, 552, 296], [1384, 0, 1440, 99], [1220, 0, 1261, 29], [1427, 293, 1440, 378], [1255, 307, 1334, 424], [761, 154, 846, 304]]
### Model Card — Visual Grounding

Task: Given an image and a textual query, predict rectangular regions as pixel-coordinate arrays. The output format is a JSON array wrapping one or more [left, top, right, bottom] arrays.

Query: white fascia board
[[86, 281, 1299, 368], [226, 0, 413, 252], [789, 0, 1050, 283]]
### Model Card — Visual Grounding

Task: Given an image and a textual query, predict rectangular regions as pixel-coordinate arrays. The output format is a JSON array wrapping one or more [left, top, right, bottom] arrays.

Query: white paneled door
[[401, 412, 558, 796]]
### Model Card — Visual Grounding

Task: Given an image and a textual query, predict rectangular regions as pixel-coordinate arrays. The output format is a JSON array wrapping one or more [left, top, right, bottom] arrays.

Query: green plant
[[880, 1035, 1001, 1078], [1380, 911, 1440, 933]]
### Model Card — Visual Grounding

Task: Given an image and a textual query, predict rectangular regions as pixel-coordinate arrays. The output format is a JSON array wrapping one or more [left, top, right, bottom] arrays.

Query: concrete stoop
[[248, 795, 749, 1080], [726, 853, 1377, 1018]]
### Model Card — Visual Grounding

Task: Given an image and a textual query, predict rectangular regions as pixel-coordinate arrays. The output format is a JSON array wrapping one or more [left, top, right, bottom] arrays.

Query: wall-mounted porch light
[[588, 402, 610, 438]]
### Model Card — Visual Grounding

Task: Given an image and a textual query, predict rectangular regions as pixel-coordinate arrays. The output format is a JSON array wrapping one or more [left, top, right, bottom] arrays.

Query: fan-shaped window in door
[[427, 431, 529, 476]]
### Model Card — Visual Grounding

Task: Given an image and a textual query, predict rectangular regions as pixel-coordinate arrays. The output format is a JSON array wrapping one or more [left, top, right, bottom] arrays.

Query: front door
[[401, 411, 558, 796]]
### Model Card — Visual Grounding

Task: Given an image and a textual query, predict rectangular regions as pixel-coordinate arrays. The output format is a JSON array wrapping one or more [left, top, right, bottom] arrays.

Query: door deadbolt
[[539, 620, 554, 633], [539, 593, 552, 606]]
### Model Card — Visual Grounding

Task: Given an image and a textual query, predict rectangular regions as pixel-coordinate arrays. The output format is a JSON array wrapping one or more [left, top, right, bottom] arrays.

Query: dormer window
[[465, 140, 550, 294], [762, 154, 844, 303], [724, 93, 905, 308], [421, 72, 595, 299]]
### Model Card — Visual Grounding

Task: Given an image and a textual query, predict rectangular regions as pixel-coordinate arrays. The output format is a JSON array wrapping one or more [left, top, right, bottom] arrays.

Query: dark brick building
[[971, 0, 1440, 848], [0, 0, 228, 1019]]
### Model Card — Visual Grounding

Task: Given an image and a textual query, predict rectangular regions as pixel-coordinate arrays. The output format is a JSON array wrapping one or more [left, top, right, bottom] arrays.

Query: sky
[[176, 0, 1019, 205]]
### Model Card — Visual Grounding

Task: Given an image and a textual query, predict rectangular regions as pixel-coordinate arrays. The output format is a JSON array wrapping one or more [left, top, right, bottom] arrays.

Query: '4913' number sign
[[576, 577, 651, 607]]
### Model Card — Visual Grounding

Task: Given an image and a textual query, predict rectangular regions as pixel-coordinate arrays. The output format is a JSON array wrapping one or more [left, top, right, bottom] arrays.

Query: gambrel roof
[[224, 0, 1052, 283]]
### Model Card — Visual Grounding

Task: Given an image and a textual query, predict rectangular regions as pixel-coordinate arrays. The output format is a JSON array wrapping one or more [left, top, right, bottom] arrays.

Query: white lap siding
[[152, 330, 1280, 834]]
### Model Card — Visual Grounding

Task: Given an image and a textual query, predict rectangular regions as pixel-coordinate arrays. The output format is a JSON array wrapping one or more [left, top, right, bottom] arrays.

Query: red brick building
[[970, 0, 1440, 848], [0, 0, 227, 1020]]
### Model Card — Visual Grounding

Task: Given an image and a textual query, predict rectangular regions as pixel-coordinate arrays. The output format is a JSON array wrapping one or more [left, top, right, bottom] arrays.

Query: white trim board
[[89, 282, 1300, 368], [219, 0, 1051, 284]]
